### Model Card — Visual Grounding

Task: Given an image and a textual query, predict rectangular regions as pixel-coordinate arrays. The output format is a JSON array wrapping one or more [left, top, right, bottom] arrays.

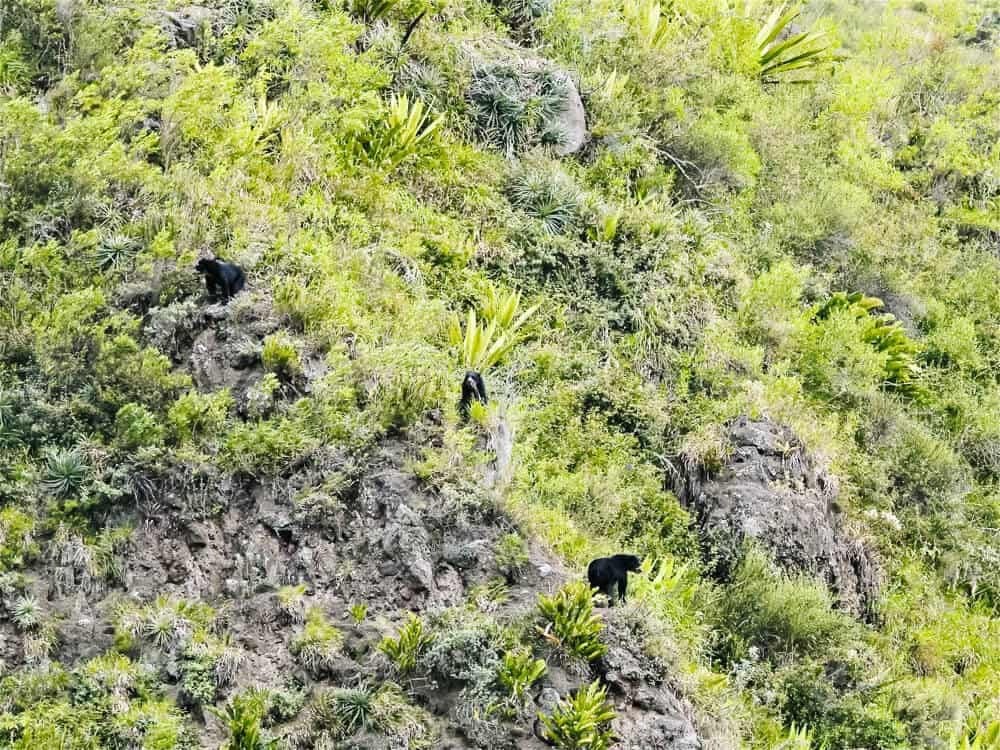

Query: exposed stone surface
[[679, 415, 882, 619], [596, 610, 702, 749]]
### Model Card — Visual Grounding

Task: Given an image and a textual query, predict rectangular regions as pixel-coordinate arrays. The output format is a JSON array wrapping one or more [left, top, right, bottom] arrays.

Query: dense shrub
[[710, 549, 859, 664], [537, 581, 607, 661]]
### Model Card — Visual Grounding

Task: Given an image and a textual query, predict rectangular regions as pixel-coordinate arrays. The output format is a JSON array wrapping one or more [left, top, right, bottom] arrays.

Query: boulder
[[679, 416, 881, 619], [596, 610, 702, 750]]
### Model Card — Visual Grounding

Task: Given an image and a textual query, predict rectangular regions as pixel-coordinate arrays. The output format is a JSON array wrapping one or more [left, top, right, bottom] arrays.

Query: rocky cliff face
[[2, 419, 704, 748], [678, 416, 882, 620]]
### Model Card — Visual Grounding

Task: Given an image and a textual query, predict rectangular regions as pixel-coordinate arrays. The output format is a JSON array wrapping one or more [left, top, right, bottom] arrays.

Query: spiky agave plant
[[755, 4, 832, 83], [506, 166, 582, 235], [96, 234, 140, 270], [313, 686, 377, 737], [42, 449, 88, 498], [11, 594, 40, 631]]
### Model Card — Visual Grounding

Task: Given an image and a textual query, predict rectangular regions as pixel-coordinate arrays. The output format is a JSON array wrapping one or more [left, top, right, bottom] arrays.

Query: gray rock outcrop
[[677, 416, 882, 620]]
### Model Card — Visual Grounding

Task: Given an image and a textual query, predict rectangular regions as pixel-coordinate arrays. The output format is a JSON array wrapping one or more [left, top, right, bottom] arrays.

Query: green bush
[[167, 389, 233, 444], [208, 690, 277, 750], [711, 549, 858, 664], [290, 607, 344, 675], [498, 647, 546, 699], [261, 333, 302, 380], [536, 581, 607, 661], [0, 508, 37, 571], [494, 532, 530, 581], [379, 613, 435, 674], [506, 163, 583, 235], [537, 679, 615, 750], [467, 64, 572, 156], [113, 403, 163, 449], [222, 414, 319, 475]]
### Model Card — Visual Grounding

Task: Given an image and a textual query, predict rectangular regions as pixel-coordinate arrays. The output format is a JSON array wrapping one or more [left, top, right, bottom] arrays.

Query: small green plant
[[813, 292, 924, 400], [537, 679, 615, 749], [448, 285, 538, 372], [467, 65, 572, 156], [536, 581, 607, 661], [349, 602, 368, 625], [378, 613, 435, 674], [208, 690, 278, 750], [261, 333, 301, 380], [358, 93, 443, 171], [42, 449, 88, 498], [588, 206, 623, 243], [506, 166, 582, 235], [498, 647, 547, 700], [755, 4, 832, 83], [168, 389, 233, 443], [313, 686, 376, 737], [349, 0, 400, 23], [951, 721, 1000, 750], [290, 607, 344, 675], [114, 403, 164, 449], [622, 0, 671, 51], [11, 594, 40, 631], [494, 532, 530, 581], [774, 723, 819, 749], [96, 234, 140, 270], [276, 584, 307, 623]]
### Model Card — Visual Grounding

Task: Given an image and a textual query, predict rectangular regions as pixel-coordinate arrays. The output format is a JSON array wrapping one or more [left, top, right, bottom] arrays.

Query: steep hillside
[[0, 0, 999, 748]]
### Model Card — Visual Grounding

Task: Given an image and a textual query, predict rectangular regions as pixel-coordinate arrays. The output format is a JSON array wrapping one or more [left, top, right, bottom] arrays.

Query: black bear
[[458, 370, 488, 419], [195, 257, 245, 302], [587, 554, 642, 606]]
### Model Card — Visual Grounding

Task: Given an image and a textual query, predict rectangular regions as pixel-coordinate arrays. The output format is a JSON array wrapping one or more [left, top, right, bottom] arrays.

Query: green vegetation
[[537, 679, 616, 749], [537, 581, 607, 661], [498, 647, 547, 699], [290, 607, 345, 675], [379, 613, 435, 674], [207, 690, 277, 750], [1, 0, 999, 745]]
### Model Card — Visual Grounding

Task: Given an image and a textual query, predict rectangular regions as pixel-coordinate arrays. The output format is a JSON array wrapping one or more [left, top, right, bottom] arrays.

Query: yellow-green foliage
[[1, 0, 999, 745], [537, 581, 607, 661], [378, 613, 435, 674], [538, 679, 615, 750], [291, 607, 344, 675]]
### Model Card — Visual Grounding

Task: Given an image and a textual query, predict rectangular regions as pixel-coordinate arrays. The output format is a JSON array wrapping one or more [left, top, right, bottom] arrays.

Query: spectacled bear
[[587, 553, 642, 606], [459, 370, 488, 419], [195, 257, 245, 302]]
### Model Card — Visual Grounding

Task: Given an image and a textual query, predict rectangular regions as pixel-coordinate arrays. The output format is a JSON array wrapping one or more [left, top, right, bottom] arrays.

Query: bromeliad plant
[[536, 581, 607, 661], [813, 292, 924, 400], [378, 613, 435, 674], [537, 679, 616, 750], [622, 0, 671, 52], [357, 93, 443, 171], [449, 282, 539, 372], [498, 647, 547, 700], [755, 4, 832, 83], [950, 721, 1000, 750], [208, 690, 278, 750]]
